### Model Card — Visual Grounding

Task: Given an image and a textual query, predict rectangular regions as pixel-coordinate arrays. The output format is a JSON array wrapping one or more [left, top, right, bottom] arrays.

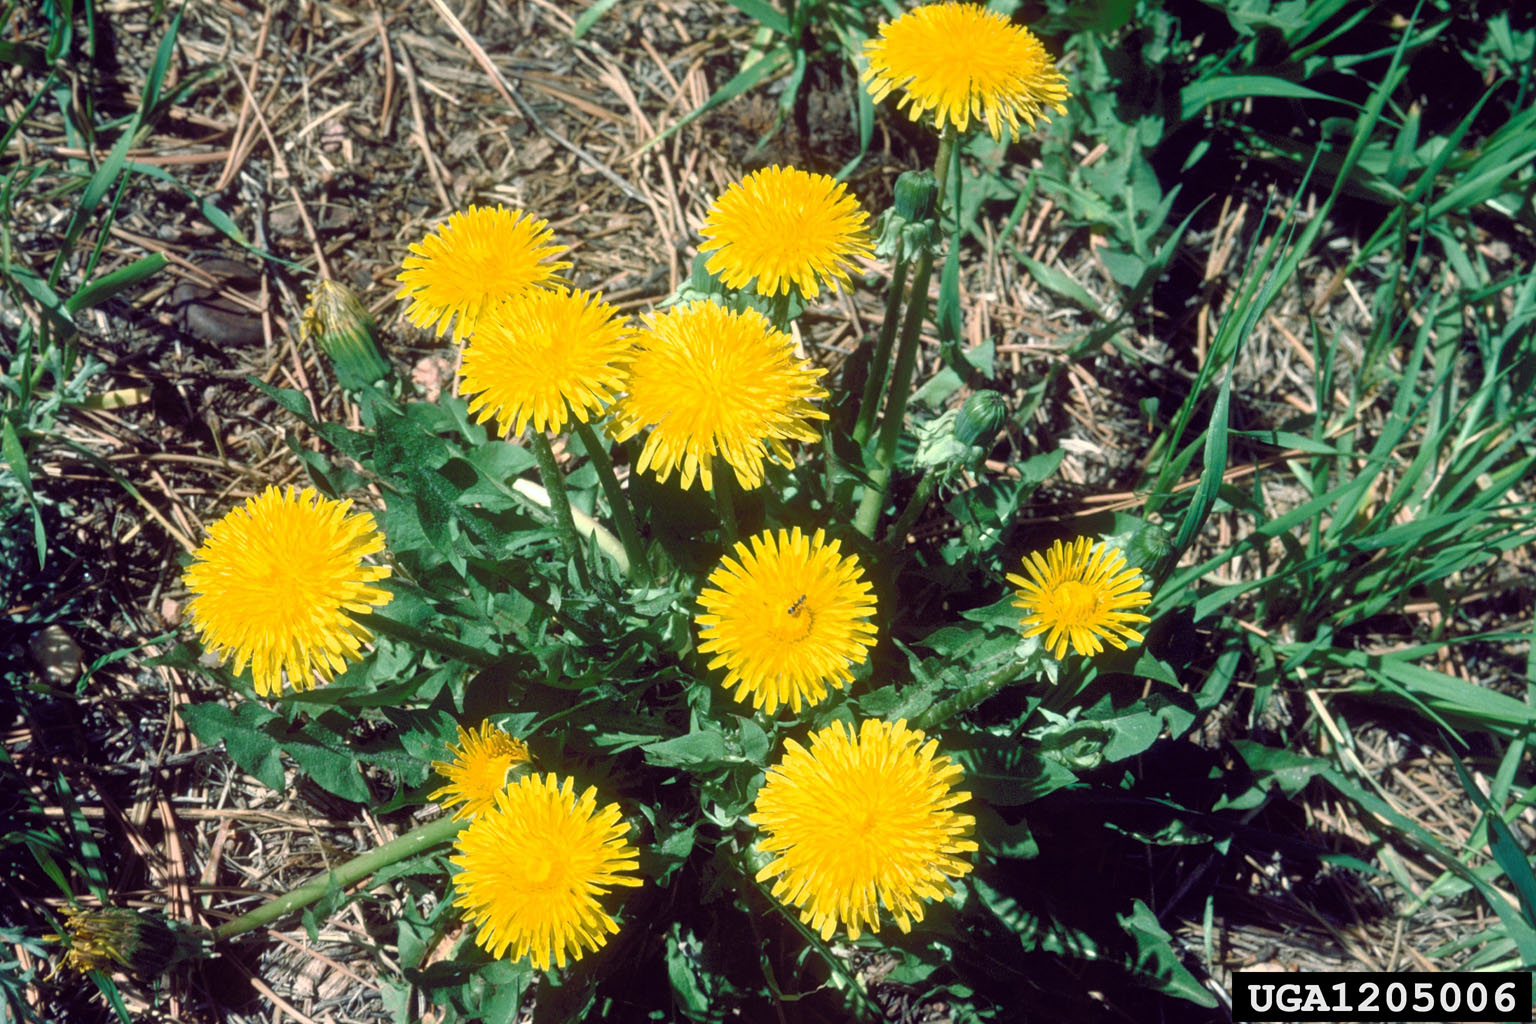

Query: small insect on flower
[[696, 527, 877, 714]]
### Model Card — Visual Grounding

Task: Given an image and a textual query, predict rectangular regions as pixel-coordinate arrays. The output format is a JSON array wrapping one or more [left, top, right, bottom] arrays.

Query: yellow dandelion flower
[[183, 486, 392, 697], [460, 287, 633, 438], [862, 2, 1071, 141], [752, 718, 977, 941], [451, 773, 642, 971], [1007, 537, 1151, 659], [429, 721, 534, 820], [699, 165, 874, 300], [696, 527, 877, 714], [395, 204, 571, 342], [608, 300, 828, 491]]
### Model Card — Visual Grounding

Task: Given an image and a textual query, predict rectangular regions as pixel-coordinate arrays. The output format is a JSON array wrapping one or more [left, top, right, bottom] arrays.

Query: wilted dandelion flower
[[752, 718, 976, 940], [183, 486, 392, 697], [430, 721, 534, 820], [608, 300, 828, 491], [1007, 537, 1151, 659], [48, 908, 177, 978], [863, 2, 1070, 141], [395, 205, 570, 342], [696, 527, 877, 714], [699, 165, 874, 300], [451, 773, 641, 971], [460, 287, 633, 437]]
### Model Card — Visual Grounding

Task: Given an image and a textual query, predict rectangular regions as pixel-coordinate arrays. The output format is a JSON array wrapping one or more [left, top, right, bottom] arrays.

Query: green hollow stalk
[[528, 430, 592, 590], [852, 129, 957, 539], [852, 233, 909, 447], [572, 420, 649, 585], [881, 469, 939, 548], [712, 455, 739, 546], [214, 814, 465, 941]]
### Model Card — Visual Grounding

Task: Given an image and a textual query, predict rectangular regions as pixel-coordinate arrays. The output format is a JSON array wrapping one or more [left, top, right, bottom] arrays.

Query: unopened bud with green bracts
[[301, 279, 390, 388]]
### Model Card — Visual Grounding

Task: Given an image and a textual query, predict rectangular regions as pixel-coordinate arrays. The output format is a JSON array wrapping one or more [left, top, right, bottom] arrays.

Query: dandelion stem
[[572, 421, 650, 585], [882, 469, 938, 548], [853, 129, 956, 539], [712, 455, 739, 546], [852, 233, 909, 448], [528, 429, 593, 590], [214, 814, 465, 941]]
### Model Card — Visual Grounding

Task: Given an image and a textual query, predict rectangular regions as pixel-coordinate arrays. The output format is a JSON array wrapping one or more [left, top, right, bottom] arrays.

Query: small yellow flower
[[863, 2, 1071, 141], [608, 300, 828, 491], [183, 486, 392, 697], [430, 721, 533, 820], [1007, 537, 1151, 659], [752, 719, 977, 941], [460, 287, 633, 438], [699, 165, 874, 300], [395, 205, 570, 342], [697, 527, 877, 714], [451, 773, 642, 971]]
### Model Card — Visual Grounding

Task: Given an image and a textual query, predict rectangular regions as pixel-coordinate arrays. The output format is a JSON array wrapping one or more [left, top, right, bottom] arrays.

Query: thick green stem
[[712, 456, 739, 546], [882, 470, 939, 548], [528, 430, 592, 590], [852, 234, 909, 447], [852, 131, 957, 539], [572, 421, 649, 585], [852, 251, 934, 537], [214, 815, 465, 941]]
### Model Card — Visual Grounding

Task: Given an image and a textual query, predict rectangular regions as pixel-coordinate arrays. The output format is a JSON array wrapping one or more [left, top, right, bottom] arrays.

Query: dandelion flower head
[[696, 527, 877, 714], [395, 204, 570, 342], [1007, 536, 1151, 659], [183, 486, 392, 697], [863, 2, 1071, 141], [460, 287, 633, 438], [608, 300, 828, 491], [451, 773, 642, 971], [699, 165, 874, 300], [430, 721, 533, 821], [752, 718, 977, 940]]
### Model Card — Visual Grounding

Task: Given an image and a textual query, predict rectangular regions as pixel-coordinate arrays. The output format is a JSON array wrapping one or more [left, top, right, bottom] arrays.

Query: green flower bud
[[1122, 520, 1173, 572], [953, 391, 1009, 449], [301, 280, 389, 388], [892, 170, 938, 223]]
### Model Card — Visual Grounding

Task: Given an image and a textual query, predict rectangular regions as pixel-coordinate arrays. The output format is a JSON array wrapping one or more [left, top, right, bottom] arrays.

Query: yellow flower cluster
[[172, 0, 1159, 985], [387, 162, 872, 495]]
